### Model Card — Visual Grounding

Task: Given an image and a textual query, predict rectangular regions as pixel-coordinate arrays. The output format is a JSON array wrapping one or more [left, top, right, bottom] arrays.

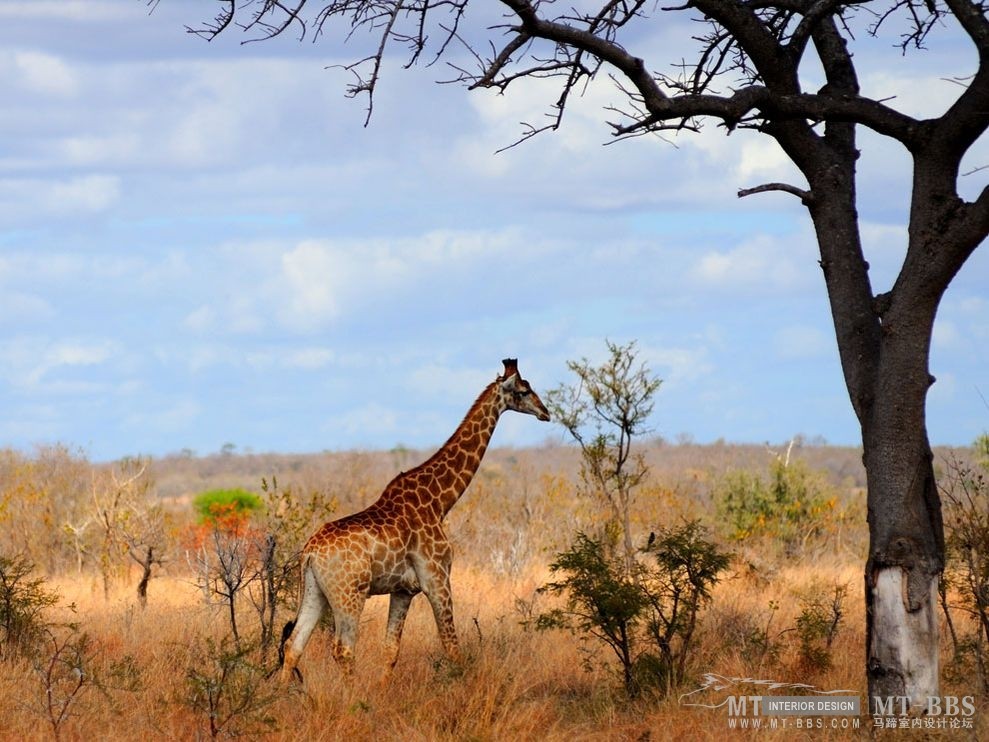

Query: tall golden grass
[[4, 557, 982, 741], [1, 442, 986, 739]]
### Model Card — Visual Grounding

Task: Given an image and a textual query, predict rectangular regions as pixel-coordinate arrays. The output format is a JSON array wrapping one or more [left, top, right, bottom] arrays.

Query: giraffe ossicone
[[279, 358, 550, 682]]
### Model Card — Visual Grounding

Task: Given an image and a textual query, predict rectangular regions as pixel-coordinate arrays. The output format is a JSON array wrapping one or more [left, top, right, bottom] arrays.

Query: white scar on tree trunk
[[870, 567, 939, 713]]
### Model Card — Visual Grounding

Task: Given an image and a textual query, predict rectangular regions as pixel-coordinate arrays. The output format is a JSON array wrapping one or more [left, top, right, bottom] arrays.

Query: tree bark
[[136, 546, 153, 610], [803, 142, 946, 714], [863, 331, 944, 713]]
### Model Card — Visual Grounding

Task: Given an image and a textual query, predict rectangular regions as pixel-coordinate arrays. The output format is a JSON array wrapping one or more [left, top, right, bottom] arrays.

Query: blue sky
[[0, 1, 986, 461]]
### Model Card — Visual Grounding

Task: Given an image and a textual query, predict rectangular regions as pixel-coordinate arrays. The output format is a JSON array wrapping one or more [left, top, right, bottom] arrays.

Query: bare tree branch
[[738, 181, 815, 203]]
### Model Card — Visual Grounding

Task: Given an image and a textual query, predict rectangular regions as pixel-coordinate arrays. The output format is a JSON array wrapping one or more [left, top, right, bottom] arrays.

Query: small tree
[[189, 479, 337, 655], [196, 520, 254, 650], [546, 339, 661, 572], [639, 521, 732, 689], [120, 502, 170, 610], [537, 532, 647, 696], [181, 636, 279, 740], [538, 522, 730, 697], [0, 553, 62, 661], [89, 458, 167, 604], [30, 631, 96, 742]]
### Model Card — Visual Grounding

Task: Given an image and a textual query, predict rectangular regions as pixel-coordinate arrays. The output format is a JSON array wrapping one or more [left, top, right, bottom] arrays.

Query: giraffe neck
[[382, 380, 503, 520]]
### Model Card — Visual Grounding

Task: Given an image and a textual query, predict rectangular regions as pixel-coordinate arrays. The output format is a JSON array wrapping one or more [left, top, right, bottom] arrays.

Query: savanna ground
[[1, 439, 986, 740]]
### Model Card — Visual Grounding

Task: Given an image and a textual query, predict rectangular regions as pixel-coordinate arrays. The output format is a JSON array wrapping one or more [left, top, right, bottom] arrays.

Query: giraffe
[[279, 358, 550, 682]]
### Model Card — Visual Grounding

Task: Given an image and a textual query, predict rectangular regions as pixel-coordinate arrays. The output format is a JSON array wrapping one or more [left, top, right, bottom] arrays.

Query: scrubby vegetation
[[0, 434, 985, 739]]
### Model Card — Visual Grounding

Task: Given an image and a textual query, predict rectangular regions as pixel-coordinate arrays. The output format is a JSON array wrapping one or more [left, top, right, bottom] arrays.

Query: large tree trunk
[[804, 154, 946, 714], [862, 321, 944, 714]]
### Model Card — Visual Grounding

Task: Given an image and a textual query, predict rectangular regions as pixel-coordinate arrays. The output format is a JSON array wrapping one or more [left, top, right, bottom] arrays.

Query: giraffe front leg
[[384, 590, 416, 672]]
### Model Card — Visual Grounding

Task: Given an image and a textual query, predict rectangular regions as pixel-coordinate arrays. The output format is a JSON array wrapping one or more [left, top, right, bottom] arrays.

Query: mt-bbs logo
[[873, 696, 976, 717]]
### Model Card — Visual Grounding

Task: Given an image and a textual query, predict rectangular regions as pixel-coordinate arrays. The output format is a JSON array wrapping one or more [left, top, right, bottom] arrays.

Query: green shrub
[[537, 532, 646, 695], [537, 521, 731, 697], [0, 553, 63, 661], [639, 521, 732, 690], [191, 489, 263, 526], [715, 457, 835, 548], [794, 583, 847, 672], [180, 636, 279, 740]]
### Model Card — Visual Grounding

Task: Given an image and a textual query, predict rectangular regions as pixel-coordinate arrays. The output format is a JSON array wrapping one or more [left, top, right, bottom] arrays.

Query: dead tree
[[121, 504, 169, 609], [175, 0, 989, 712]]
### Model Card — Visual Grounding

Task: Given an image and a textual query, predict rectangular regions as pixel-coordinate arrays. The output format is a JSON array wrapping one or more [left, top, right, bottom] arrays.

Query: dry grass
[[2, 442, 986, 740], [6, 557, 974, 742]]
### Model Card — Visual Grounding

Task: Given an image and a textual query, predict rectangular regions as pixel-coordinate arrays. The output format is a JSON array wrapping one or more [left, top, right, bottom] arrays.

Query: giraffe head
[[499, 358, 551, 421]]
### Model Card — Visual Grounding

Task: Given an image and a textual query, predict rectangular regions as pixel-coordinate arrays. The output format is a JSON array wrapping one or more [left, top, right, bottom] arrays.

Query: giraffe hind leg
[[330, 593, 366, 674], [280, 561, 328, 684], [384, 590, 416, 672]]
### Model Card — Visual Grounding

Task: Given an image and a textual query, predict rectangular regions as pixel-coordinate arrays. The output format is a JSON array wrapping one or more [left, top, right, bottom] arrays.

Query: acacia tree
[[176, 0, 988, 711]]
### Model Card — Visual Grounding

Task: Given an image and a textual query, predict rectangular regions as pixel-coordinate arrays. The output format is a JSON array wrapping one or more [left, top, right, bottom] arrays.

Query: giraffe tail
[[276, 619, 304, 682], [277, 618, 295, 667]]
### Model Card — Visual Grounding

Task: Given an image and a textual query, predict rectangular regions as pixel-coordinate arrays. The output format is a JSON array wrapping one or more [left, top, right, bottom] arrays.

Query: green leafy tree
[[192, 489, 263, 527]]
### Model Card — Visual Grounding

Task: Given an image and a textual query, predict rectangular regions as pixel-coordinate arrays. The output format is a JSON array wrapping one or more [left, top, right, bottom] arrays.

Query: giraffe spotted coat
[[279, 359, 550, 681]]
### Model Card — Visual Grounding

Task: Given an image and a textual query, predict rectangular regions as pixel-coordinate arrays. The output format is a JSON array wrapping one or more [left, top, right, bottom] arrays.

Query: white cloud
[[244, 347, 336, 371], [323, 402, 400, 441], [272, 230, 521, 332], [284, 348, 335, 370], [959, 296, 988, 315], [50, 174, 120, 212], [11, 50, 77, 96], [277, 242, 346, 327], [29, 341, 116, 386], [690, 235, 812, 293], [0, 337, 119, 392], [860, 71, 969, 121], [123, 398, 202, 435], [0, 2, 131, 21], [636, 343, 714, 386], [0, 175, 121, 220], [408, 362, 493, 402], [737, 138, 797, 181], [0, 292, 55, 323], [58, 132, 142, 166], [184, 306, 215, 333], [933, 320, 961, 349]]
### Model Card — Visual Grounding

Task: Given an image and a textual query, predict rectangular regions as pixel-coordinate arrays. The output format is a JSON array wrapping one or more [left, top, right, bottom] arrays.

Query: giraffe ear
[[501, 358, 519, 379], [501, 373, 520, 392]]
